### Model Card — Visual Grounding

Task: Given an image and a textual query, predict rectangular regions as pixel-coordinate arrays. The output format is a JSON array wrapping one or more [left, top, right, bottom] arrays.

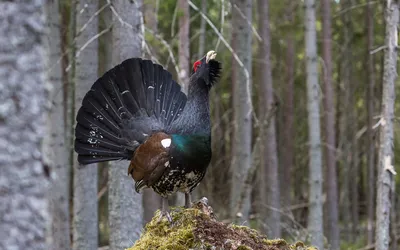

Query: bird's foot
[[157, 210, 173, 224], [184, 193, 192, 208]]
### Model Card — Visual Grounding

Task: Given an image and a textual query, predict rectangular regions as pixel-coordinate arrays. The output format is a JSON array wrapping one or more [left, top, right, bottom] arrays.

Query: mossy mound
[[128, 198, 315, 250]]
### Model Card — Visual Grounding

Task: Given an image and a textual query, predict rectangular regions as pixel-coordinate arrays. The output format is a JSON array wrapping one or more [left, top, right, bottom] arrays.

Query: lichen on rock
[[127, 198, 315, 250]]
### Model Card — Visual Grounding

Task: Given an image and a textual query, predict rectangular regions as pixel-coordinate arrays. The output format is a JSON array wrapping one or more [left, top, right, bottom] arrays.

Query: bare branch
[[370, 45, 387, 54], [75, 27, 111, 59], [76, 2, 111, 37]]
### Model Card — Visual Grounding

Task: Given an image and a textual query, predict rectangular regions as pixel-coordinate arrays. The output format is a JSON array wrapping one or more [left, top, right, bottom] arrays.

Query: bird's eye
[[193, 61, 201, 72]]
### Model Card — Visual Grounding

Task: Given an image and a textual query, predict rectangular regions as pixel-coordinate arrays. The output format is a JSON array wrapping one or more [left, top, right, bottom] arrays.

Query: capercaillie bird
[[74, 51, 221, 221]]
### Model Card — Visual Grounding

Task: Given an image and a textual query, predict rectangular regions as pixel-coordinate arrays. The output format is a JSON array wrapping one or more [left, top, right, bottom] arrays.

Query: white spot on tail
[[161, 138, 171, 148], [164, 161, 169, 167], [121, 90, 130, 95]]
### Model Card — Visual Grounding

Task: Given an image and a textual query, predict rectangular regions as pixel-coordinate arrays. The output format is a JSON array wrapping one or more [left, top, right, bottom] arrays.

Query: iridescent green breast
[[170, 134, 212, 168]]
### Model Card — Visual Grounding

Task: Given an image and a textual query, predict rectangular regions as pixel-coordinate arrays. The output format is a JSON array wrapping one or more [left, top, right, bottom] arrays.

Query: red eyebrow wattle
[[193, 60, 201, 72]]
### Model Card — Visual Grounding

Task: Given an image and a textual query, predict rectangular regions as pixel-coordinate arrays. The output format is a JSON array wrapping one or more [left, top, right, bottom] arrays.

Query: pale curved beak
[[206, 50, 217, 63]]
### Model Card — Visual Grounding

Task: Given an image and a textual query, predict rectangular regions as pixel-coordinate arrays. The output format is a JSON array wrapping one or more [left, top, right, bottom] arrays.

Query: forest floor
[[128, 198, 315, 250]]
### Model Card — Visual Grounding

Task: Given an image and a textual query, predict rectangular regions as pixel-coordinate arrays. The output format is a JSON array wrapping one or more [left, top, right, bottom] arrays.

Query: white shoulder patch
[[161, 138, 171, 148]]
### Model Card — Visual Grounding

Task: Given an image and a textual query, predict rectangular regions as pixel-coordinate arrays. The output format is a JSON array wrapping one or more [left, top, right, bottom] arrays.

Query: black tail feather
[[75, 58, 187, 165]]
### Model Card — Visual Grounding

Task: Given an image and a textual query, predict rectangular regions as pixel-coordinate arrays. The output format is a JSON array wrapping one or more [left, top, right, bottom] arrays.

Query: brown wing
[[128, 132, 171, 192]]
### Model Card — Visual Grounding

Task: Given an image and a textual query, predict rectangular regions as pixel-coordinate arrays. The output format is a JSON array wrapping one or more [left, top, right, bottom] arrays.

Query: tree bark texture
[[73, 1, 99, 249], [230, 0, 253, 221], [142, 0, 162, 224], [257, 0, 281, 238], [304, 0, 324, 249], [109, 0, 144, 248], [281, 0, 295, 213], [375, 1, 398, 250], [366, 0, 376, 245], [46, 0, 71, 249], [321, 0, 340, 248], [198, 0, 207, 58], [338, 0, 352, 242], [0, 1, 50, 249], [178, 0, 190, 93]]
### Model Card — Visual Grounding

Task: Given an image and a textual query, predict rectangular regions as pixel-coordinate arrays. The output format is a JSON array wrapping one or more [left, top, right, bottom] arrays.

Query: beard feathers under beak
[[206, 51, 217, 63]]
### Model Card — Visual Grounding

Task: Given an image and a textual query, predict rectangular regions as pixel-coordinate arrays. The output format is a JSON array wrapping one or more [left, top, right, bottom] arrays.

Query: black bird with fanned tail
[[74, 51, 221, 221]]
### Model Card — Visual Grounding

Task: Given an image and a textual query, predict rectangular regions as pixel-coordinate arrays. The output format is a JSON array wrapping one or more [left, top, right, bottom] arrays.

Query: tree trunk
[[142, 0, 162, 225], [390, 180, 397, 250], [338, 0, 352, 241], [46, 0, 71, 249], [109, 1, 144, 248], [73, 1, 99, 249], [257, 0, 281, 238], [0, 1, 49, 249], [281, 0, 295, 221], [178, 0, 190, 93], [304, 0, 324, 248], [198, 0, 207, 58], [366, 0, 376, 245], [375, 1, 398, 249], [230, 0, 253, 222], [321, 0, 339, 248]]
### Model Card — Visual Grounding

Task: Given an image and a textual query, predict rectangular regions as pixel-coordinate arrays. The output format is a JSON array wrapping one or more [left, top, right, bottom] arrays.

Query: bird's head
[[191, 50, 221, 88]]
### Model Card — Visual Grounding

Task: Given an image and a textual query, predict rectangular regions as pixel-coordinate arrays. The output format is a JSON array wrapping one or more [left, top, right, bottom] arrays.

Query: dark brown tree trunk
[[322, 0, 339, 248], [281, 0, 295, 216], [339, 0, 352, 241], [257, 0, 281, 238], [198, 0, 207, 58], [366, 0, 376, 245]]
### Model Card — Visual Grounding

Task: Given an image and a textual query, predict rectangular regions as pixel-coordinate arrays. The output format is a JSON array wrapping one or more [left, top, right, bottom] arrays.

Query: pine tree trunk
[[321, 0, 340, 249], [46, 0, 71, 249], [390, 181, 397, 250], [108, 1, 144, 248], [73, 1, 99, 249], [338, 0, 352, 241], [178, 0, 190, 93], [375, 1, 398, 249], [281, 0, 295, 224], [257, 0, 281, 238], [142, 0, 162, 225], [0, 1, 49, 249], [198, 0, 207, 58], [304, 0, 324, 248], [366, 0, 376, 245], [230, 0, 253, 221]]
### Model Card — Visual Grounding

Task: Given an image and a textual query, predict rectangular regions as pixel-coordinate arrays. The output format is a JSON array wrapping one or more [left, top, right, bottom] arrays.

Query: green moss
[[262, 238, 287, 246], [289, 241, 318, 250], [127, 199, 314, 250], [237, 245, 252, 250], [127, 207, 198, 250]]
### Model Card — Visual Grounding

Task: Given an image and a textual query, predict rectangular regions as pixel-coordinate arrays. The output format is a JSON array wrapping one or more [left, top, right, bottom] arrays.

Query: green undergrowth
[[127, 198, 316, 250]]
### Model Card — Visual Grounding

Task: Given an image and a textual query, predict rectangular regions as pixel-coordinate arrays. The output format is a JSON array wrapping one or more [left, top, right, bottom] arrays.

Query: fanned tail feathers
[[75, 58, 187, 164]]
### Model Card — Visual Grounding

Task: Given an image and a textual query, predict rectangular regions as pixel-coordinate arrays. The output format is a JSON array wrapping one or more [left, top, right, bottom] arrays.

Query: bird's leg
[[158, 196, 172, 223], [185, 193, 192, 208]]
